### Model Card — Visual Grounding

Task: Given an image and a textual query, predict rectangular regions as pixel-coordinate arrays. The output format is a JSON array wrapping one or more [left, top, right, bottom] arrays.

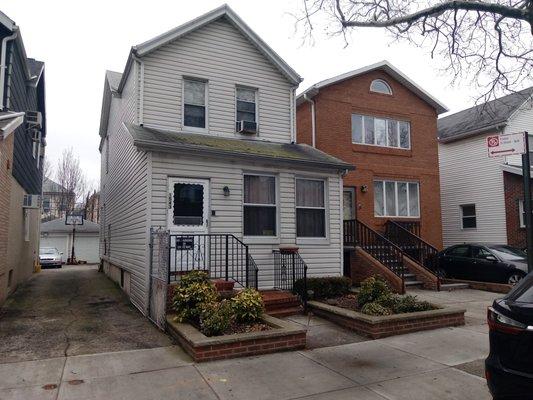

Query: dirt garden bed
[[166, 313, 306, 362]]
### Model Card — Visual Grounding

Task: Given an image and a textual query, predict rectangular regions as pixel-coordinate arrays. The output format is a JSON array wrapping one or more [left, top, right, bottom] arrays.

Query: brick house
[[0, 11, 46, 304], [296, 61, 448, 291], [438, 87, 533, 248]]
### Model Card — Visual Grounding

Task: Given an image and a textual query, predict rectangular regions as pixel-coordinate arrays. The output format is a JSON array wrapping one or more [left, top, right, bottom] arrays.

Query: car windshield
[[40, 248, 57, 255], [488, 245, 526, 261]]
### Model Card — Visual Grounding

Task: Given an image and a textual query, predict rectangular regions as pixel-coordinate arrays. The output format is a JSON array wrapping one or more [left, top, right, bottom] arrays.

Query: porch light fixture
[[223, 186, 230, 197], [360, 185, 368, 193]]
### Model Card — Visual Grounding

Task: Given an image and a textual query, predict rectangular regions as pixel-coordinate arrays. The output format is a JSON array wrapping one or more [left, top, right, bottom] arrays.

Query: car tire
[[507, 272, 525, 286]]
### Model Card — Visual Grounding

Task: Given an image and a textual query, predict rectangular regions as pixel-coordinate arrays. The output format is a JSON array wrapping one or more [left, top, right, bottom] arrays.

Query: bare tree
[[42, 157, 53, 182], [56, 148, 86, 215], [297, 0, 533, 101]]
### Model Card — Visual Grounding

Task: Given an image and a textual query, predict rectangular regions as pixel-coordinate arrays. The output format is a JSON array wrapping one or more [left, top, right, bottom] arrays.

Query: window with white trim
[[296, 179, 326, 237], [461, 204, 477, 229], [519, 200, 526, 228], [243, 174, 276, 236], [183, 78, 207, 129], [370, 79, 392, 95], [235, 87, 257, 130], [352, 114, 410, 149], [374, 180, 419, 217]]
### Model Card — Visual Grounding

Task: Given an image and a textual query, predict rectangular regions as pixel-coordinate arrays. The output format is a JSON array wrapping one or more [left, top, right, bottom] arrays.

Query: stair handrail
[[385, 220, 440, 289], [272, 248, 308, 310], [355, 220, 405, 287]]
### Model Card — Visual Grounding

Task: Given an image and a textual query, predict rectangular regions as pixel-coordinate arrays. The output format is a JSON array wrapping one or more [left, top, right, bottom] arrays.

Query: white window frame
[[235, 85, 259, 133], [374, 179, 420, 218], [243, 173, 278, 240], [32, 130, 41, 160], [519, 199, 526, 228], [295, 177, 328, 239], [460, 204, 477, 230], [182, 77, 208, 133], [370, 79, 393, 95], [352, 114, 411, 150]]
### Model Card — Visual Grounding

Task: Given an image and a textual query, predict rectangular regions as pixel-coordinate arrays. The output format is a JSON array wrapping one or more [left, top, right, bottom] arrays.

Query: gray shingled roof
[[125, 123, 354, 171], [27, 58, 44, 79], [41, 218, 100, 234], [438, 87, 533, 142], [106, 70, 122, 92]]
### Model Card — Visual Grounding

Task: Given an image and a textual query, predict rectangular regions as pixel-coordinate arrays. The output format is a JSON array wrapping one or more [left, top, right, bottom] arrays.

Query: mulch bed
[[223, 322, 272, 335], [323, 294, 360, 311]]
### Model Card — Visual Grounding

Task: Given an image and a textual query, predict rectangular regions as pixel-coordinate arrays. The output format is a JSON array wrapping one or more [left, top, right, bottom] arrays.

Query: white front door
[[167, 178, 210, 275]]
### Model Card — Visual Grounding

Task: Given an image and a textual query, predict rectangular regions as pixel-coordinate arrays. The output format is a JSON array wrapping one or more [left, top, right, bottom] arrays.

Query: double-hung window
[[352, 114, 410, 149], [461, 204, 477, 229], [243, 175, 276, 236], [519, 200, 526, 228], [183, 78, 207, 130], [374, 180, 419, 217], [296, 179, 326, 237], [236, 87, 257, 131]]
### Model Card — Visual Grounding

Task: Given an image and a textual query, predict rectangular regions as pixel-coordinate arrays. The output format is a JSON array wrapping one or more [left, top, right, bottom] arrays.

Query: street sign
[[65, 215, 84, 225], [487, 132, 526, 158]]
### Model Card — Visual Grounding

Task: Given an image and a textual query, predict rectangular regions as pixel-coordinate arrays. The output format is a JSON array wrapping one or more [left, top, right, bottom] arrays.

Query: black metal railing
[[167, 234, 258, 289], [273, 249, 308, 308], [354, 220, 406, 282], [394, 220, 421, 237], [385, 220, 439, 273], [343, 219, 357, 247]]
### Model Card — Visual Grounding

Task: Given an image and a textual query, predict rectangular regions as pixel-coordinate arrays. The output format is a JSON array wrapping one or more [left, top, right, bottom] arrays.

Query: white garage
[[40, 218, 100, 264]]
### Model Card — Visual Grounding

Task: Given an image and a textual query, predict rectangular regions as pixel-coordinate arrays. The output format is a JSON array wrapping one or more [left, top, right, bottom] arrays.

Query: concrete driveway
[[0, 286, 500, 400], [0, 265, 171, 363]]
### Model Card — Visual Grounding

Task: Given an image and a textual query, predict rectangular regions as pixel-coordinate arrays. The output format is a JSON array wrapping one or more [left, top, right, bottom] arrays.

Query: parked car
[[436, 244, 527, 285], [39, 247, 63, 268], [486, 273, 533, 398]]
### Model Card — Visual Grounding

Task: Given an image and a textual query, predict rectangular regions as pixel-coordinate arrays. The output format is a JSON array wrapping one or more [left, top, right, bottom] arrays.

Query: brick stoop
[[261, 290, 303, 317]]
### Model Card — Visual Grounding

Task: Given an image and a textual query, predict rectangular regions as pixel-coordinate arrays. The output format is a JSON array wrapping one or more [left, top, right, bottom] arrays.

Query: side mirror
[[485, 255, 497, 262]]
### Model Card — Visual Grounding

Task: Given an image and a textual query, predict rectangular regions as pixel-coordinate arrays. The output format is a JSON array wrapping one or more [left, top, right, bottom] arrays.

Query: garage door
[[41, 235, 68, 260], [74, 234, 100, 264]]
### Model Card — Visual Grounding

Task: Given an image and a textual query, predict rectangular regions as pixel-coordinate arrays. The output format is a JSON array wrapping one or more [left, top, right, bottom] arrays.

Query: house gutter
[[438, 122, 507, 143], [303, 93, 316, 147], [0, 30, 18, 110]]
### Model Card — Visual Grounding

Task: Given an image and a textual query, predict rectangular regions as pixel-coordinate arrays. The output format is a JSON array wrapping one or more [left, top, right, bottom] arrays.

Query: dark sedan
[[486, 274, 533, 399], [436, 244, 527, 285]]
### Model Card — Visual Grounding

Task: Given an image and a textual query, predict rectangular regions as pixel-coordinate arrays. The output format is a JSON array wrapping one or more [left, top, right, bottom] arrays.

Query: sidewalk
[[1, 322, 491, 400]]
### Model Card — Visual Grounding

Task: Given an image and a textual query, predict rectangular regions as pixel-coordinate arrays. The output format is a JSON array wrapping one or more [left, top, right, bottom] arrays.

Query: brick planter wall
[[166, 314, 306, 362], [309, 301, 465, 339]]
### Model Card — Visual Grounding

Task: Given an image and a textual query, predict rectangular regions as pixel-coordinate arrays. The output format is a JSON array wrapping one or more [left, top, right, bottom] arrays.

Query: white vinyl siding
[[141, 18, 292, 142], [150, 153, 343, 288], [100, 61, 150, 312], [504, 98, 533, 166], [439, 134, 507, 246]]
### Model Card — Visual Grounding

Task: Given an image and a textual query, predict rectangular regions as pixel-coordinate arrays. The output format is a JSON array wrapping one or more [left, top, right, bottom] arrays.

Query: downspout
[[132, 54, 144, 126], [303, 93, 316, 147], [0, 30, 18, 110], [290, 87, 296, 143]]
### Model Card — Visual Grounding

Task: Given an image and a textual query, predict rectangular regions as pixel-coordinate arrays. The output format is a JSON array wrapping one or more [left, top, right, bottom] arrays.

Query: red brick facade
[[297, 70, 443, 248], [503, 171, 529, 249]]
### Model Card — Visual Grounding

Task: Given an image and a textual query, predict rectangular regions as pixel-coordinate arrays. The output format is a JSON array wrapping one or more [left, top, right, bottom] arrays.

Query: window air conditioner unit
[[236, 120, 257, 134], [26, 111, 42, 129], [23, 194, 41, 209]]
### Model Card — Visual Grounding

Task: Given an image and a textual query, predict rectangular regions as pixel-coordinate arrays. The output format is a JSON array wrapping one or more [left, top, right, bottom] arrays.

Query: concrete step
[[404, 273, 416, 279], [404, 280, 424, 287], [440, 283, 470, 291]]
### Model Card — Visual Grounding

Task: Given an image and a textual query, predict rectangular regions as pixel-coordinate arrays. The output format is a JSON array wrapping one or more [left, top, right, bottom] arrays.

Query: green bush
[[361, 302, 392, 316], [172, 272, 218, 323], [293, 276, 351, 300], [393, 295, 436, 313], [199, 300, 233, 336], [375, 292, 401, 309], [231, 288, 265, 323], [357, 276, 390, 307]]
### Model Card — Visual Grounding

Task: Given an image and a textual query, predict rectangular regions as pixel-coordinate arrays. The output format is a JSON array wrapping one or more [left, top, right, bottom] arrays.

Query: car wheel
[[507, 272, 524, 286]]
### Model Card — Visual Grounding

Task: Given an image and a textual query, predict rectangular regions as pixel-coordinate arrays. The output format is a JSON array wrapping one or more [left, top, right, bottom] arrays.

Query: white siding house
[[98, 5, 353, 314], [438, 88, 533, 247]]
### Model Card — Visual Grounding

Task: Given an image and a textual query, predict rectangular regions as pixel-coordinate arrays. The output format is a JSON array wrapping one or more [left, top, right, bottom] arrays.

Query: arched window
[[370, 79, 392, 95]]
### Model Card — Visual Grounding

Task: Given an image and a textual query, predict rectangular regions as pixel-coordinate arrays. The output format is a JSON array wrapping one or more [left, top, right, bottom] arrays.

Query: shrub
[[293, 276, 351, 300], [231, 288, 265, 323], [393, 295, 436, 313], [357, 276, 390, 307], [199, 300, 233, 336], [172, 272, 218, 323], [361, 302, 392, 316], [375, 292, 401, 310]]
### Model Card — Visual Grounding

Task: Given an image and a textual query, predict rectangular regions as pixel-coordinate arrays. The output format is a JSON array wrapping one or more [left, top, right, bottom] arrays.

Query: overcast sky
[[3, 0, 484, 184]]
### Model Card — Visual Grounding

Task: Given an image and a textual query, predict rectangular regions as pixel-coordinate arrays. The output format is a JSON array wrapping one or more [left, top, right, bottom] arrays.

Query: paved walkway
[[0, 265, 171, 363], [0, 284, 501, 400]]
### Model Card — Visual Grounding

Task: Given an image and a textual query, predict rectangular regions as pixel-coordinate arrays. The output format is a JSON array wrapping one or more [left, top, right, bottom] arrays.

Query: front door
[[343, 187, 356, 220], [167, 178, 210, 275]]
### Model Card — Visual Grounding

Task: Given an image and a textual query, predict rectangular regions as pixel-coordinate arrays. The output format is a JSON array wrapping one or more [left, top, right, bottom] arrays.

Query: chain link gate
[[148, 228, 170, 330]]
